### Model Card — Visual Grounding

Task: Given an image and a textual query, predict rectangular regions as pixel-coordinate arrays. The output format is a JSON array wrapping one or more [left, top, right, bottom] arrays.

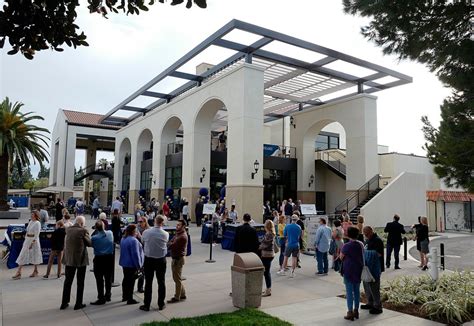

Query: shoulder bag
[[360, 242, 375, 283]]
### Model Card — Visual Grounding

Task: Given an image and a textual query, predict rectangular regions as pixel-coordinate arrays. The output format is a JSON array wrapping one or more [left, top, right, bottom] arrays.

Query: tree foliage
[[75, 166, 84, 186], [0, 97, 50, 209], [37, 165, 50, 179], [8, 164, 33, 189], [344, 0, 474, 191], [0, 0, 207, 59]]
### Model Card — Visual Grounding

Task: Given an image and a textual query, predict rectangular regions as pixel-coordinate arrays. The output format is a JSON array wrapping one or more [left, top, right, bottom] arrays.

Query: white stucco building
[[49, 20, 471, 229]]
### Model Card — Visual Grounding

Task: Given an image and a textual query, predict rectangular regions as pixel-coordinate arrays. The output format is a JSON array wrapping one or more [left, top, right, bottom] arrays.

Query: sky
[[0, 0, 452, 177]]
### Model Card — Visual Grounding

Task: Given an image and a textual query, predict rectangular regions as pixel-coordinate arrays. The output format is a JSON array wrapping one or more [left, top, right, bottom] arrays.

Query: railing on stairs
[[74, 161, 115, 182], [319, 150, 346, 175], [334, 174, 381, 214]]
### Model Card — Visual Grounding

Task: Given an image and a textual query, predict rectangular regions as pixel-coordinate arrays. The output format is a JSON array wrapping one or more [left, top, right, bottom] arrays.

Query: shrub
[[381, 271, 473, 325]]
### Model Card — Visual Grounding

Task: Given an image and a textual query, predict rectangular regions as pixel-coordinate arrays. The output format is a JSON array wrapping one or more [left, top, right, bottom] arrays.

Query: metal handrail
[[334, 174, 380, 213], [320, 151, 346, 175], [75, 161, 115, 177]]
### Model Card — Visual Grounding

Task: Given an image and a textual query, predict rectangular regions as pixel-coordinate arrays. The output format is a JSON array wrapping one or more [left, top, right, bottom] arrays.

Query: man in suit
[[384, 214, 406, 269], [234, 213, 259, 254], [60, 216, 92, 310]]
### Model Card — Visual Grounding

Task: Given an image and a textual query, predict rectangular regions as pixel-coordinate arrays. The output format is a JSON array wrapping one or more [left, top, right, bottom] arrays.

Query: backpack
[[328, 238, 336, 255]]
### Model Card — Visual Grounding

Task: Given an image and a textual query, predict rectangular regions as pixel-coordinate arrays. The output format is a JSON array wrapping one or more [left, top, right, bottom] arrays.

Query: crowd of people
[[10, 197, 432, 320], [11, 207, 189, 312], [232, 205, 432, 321]]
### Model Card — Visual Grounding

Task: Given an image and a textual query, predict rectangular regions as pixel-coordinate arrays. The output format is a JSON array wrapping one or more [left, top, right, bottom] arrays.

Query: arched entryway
[[116, 137, 132, 212]]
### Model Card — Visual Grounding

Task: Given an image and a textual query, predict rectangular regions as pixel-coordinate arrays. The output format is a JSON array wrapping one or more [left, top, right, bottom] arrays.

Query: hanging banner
[[263, 144, 280, 157]]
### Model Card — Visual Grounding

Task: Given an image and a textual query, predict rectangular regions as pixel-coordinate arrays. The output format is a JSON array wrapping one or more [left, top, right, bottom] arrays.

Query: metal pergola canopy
[[100, 19, 412, 126]]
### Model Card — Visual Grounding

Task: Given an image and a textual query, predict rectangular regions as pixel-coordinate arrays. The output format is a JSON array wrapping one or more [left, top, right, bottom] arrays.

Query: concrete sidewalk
[[1, 218, 441, 326]]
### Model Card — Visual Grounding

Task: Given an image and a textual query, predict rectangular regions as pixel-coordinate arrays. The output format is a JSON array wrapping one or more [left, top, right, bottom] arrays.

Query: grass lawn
[[141, 308, 292, 326]]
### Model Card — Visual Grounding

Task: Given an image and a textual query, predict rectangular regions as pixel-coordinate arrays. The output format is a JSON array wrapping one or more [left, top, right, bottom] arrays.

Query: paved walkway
[[1, 214, 443, 325], [409, 233, 474, 271]]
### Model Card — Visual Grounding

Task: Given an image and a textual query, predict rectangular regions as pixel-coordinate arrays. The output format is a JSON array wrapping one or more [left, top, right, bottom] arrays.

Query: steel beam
[[233, 19, 412, 83], [142, 91, 173, 99], [100, 19, 238, 123], [170, 71, 202, 81]]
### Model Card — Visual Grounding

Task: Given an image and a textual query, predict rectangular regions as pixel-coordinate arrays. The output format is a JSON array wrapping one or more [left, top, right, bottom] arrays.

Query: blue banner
[[263, 144, 280, 157]]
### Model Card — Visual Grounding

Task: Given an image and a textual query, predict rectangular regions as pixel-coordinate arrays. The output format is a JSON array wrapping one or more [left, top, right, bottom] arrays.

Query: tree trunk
[[0, 154, 9, 211]]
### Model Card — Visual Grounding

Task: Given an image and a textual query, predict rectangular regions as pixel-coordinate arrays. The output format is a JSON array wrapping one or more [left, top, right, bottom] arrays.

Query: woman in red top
[[162, 201, 170, 217]]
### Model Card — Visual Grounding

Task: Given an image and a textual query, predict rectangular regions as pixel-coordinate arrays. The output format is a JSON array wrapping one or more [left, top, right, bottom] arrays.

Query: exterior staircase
[[316, 149, 346, 179], [346, 187, 382, 222], [74, 162, 114, 184], [334, 174, 382, 223]]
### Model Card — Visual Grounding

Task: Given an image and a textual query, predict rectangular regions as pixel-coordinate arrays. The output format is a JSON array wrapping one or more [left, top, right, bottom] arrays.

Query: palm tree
[[0, 97, 50, 210]]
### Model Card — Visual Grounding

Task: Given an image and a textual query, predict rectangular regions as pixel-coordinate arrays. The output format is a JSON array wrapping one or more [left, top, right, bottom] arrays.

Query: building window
[[329, 136, 339, 149], [140, 170, 152, 190], [165, 167, 182, 190], [315, 135, 329, 151], [122, 173, 130, 191], [315, 133, 340, 151]]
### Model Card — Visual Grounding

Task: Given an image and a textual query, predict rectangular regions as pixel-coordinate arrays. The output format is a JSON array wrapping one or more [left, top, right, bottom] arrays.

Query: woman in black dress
[[417, 217, 430, 270]]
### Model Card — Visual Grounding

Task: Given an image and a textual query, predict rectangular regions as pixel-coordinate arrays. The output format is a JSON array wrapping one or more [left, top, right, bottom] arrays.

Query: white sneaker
[[276, 270, 286, 276], [290, 270, 295, 278]]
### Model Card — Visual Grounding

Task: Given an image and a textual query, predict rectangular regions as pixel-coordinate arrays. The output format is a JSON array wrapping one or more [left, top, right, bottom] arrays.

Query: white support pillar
[[151, 139, 163, 201], [129, 139, 140, 211], [344, 96, 378, 190], [63, 130, 76, 190], [290, 94, 379, 206], [226, 64, 265, 222]]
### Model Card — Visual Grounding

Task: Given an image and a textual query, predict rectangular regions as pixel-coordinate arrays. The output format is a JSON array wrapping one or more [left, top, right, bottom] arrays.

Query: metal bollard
[[403, 237, 407, 260], [427, 247, 439, 281], [440, 243, 445, 271]]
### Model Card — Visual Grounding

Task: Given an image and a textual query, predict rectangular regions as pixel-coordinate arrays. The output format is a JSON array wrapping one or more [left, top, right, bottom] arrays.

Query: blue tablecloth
[[221, 223, 266, 251], [201, 223, 212, 243], [4, 225, 56, 269], [200, 222, 224, 244], [3, 223, 192, 269]]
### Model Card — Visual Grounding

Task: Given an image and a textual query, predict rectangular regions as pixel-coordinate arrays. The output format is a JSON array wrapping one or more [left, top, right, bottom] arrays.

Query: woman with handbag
[[119, 224, 144, 305], [259, 220, 276, 297], [340, 226, 364, 321]]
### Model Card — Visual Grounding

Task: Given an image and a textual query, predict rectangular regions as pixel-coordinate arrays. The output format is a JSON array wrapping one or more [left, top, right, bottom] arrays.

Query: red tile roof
[[426, 190, 474, 202], [63, 110, 121, 130]]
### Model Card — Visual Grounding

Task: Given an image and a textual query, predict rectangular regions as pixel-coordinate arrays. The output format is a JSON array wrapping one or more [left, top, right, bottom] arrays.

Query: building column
[[226, 64, 264, 223], [181, 129, 211, 223], [84, 145, 97, 204], [61, 129, 76, 199], [344, 96, 378, 190], [128, 140, 140, 214]]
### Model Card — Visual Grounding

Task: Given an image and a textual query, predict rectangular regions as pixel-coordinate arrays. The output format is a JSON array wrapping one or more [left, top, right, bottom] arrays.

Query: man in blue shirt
[[314, 217, 332, 275], [92, 196, 100, 219], [277, 215, 301, 278], [140, 215, 169, 312], [91, 220, 114, 305]]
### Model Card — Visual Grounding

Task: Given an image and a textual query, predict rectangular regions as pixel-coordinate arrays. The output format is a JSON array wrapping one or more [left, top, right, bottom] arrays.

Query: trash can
[[231, 252, 264, 308]]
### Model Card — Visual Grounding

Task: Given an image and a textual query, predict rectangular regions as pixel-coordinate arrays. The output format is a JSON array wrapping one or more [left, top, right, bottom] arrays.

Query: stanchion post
[[403, 237, 407, 261], [440, 243, 445, 271], [111, 244, 120, 287], [206, 224, 216, 263]]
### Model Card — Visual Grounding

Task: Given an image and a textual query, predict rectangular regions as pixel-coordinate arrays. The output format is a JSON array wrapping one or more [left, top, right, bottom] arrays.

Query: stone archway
[[181, 98, 227, 222], [300, 120, 348, 212], [115, 137, 132, 212], [158, 116, 184, 203]]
